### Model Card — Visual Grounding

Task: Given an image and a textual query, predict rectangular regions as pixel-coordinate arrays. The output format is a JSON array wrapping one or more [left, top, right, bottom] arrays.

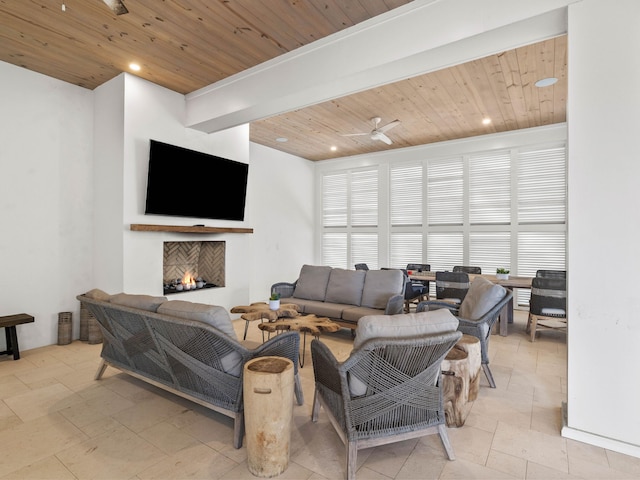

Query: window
[[320, 140, 566, 297]]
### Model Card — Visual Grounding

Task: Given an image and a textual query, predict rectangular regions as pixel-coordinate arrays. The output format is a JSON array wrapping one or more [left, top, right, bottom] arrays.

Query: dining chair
[[435, 271, 470, 304], [406, 263, 431, 299], [354, 263, 369, 271], [453, 265, 482, 274], [527, 276, 567, 342], [536, 269, 566, 279], [401, 269, 428, 312]]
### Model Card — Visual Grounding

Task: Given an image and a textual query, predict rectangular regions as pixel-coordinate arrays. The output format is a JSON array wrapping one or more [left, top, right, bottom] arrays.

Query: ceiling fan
[[341, 117, 401, 145], [102, 0, 129, 15]]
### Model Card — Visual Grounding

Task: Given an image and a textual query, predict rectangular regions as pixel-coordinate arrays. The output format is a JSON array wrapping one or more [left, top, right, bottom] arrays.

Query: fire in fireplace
[[163, 241, 225, 295]]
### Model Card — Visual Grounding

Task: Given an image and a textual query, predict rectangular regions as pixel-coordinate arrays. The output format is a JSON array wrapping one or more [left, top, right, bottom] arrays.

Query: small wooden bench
[[0, 313, 35, 360]]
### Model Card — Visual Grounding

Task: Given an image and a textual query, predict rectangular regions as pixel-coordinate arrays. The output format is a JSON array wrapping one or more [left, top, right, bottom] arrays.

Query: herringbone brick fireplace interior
[[163, 241, 225, 292]]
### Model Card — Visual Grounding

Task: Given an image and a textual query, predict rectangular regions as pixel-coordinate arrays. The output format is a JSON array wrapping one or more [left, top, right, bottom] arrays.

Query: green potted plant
[[496, 268, 510, 280], [269, 292, 281, 310]]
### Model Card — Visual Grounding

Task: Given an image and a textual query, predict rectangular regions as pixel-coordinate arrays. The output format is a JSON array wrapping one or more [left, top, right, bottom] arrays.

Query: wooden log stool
[[230, 302, 300, 340], [0, 313, 35, 360], [440, 334, 481, 427]]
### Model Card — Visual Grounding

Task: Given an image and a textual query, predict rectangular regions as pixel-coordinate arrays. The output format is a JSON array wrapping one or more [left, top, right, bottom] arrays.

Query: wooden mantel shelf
[[130, 224, 253, 234]]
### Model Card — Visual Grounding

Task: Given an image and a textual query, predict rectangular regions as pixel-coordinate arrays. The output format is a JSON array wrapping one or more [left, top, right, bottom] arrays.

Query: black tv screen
[[145, 140, 248, 221]]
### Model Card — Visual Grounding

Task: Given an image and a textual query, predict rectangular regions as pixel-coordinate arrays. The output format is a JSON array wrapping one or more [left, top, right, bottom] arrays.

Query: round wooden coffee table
[[258, 314, 340, 367]]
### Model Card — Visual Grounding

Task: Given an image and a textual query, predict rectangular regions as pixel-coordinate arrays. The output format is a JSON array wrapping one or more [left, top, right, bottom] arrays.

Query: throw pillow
[[292, 264, 332, 301], [324, 268, 366, 306], [459, 277, 506, 320], [109, 293, 168, 312]]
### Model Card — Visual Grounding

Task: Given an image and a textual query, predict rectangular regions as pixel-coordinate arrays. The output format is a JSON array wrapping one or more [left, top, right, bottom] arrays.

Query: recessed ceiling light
[[129, 63, 141, 71], [535, 77, 558, 87], [482, 117, 491, 125], [330, 146, 337, 152], [276, 137, 288, 143]]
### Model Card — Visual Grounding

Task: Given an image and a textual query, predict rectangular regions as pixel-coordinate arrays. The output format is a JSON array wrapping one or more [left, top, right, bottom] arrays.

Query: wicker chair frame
[[417, 288, 513, 388], [311, 331, 462, 480], [527, 276, 567, 342]]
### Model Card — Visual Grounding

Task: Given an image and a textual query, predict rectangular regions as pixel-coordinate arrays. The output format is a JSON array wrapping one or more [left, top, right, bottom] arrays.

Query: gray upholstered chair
[[417, 277, 513, 388], [311, 311, 462, 480], [536, 269, 566, 279]]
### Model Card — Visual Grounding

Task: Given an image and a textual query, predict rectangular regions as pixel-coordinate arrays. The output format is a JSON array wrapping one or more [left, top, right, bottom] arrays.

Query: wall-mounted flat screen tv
[[145, 139, 249, 221]]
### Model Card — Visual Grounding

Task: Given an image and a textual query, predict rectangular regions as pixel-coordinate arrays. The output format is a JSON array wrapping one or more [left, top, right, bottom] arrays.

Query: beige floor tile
[[525, 461, 584, 479], [56, 423, 166, 479], [4, 382, 83, 422], [0, 413, 87, 476], [0, 374, 29, 399], [111, 392, 192, 433], [446, 424, 494, 465], [58, 385, 136, 428], [0, 399, 23, 432], [139, 420, 202, 455], [492, 421, 569, 472], [0, 455, 76, 480], [361, 438, 420, 478], [605, 449, 640, 477], [390, 441, 449, 479], [438, 456, 517, 479], [137, 443, 238, 479], [486, 450, 527, 478]]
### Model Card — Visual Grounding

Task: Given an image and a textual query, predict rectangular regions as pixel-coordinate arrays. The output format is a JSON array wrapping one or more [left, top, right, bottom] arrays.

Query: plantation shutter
[[351, 169, 378, 227], [389, 233, 422, 269], [390, 164, 422, 226], [469, 151, 511, 224], [427, 158, 463, 226], [352, 233, 379, 270], [518, 147, 566, 224], [322, 173, 347, 227]]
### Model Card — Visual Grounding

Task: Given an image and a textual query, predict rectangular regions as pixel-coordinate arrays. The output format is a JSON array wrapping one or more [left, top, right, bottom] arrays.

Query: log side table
[[230, 302, 301, 340], [258, 314, 340, 367]]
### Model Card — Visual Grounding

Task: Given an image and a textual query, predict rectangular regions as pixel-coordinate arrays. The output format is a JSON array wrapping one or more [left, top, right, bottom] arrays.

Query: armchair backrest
[[530, 276, 566, 317], [536, 269, 566, 279], [435, 271, 470, 302], [453, 265, 482, 274], [406, 263, 430, 272], [459, 276, 508, 320]]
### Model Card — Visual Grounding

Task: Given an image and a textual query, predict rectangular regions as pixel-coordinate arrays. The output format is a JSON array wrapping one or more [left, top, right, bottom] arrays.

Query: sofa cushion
[[157, 300, 237, 340], [324, 268, 366, 306], [84, 288, 112, 301], [349, 310, 459, 395], [109, 293, 168, 312], [292, 264, 332, 301], [360, 269, 404, 309], [459, 277, 506, 320]]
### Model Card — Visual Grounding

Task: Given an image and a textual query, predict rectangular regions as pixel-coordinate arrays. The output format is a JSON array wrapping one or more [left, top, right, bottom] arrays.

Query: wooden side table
[[0, 313, 35, 360], [231, 302, 300, 340], [258, 314, 340, 367]]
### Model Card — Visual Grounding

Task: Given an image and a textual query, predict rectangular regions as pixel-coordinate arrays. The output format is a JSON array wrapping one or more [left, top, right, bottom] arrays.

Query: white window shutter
[[469, 151, 511, 224]]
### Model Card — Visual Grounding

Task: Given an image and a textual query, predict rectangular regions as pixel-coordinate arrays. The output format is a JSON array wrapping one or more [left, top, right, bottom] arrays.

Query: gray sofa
[[77, 290, 302, 449], [271, 264, 405, 331]]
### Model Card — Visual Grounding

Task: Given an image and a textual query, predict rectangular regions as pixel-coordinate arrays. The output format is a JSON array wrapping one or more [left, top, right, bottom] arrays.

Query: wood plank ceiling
[[0, 0, 566, 161]]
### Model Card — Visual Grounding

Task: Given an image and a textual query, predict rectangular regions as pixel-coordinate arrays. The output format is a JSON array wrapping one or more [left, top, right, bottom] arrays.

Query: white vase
[[496, 273, 509, 280], [269, 299, 280, 311]]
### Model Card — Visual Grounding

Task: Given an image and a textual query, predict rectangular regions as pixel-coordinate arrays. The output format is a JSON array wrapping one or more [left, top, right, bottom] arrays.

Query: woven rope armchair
[[311, 330, 462, 480]]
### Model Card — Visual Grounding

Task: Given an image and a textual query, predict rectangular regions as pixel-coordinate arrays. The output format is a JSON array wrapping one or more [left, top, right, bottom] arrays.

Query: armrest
[[416, 300, 460, 314], [310, 338, 343, 395], [271, 281, 296, 299], [384, 294, 405, 314], [251, 331, 300, 373]]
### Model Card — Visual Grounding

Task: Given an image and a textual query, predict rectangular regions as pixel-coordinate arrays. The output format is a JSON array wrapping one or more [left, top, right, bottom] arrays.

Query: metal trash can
[[243, 356, 294, 477]]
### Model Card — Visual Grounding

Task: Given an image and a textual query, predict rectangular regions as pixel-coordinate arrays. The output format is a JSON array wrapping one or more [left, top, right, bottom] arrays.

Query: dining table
[[408, 271, 533, 336]]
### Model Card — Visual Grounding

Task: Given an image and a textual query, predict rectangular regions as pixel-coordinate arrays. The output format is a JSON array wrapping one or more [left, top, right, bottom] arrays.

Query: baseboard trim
[[561, 402, 640, 459]]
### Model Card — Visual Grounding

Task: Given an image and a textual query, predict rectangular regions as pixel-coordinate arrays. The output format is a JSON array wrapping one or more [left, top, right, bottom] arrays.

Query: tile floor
[[1, 311, 639, 479]]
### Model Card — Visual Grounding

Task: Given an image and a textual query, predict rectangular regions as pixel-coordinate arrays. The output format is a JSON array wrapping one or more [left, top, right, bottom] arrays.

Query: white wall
[[0, 62, 94, 350], [562, 0, 640, 455], [93, 73, 315, 312]]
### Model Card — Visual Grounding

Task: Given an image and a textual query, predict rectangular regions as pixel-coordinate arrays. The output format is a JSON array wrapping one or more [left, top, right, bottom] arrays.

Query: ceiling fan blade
[[378, 120, 400, 133], [340, 132, 369, 137], [373, 132, 393, 145], [103, 0, 129, 15]]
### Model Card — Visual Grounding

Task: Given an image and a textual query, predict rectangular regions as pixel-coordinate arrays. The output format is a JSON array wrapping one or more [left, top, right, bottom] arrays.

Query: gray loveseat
[[77, 290, 302, 449], [271, 264, 405, 331]]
